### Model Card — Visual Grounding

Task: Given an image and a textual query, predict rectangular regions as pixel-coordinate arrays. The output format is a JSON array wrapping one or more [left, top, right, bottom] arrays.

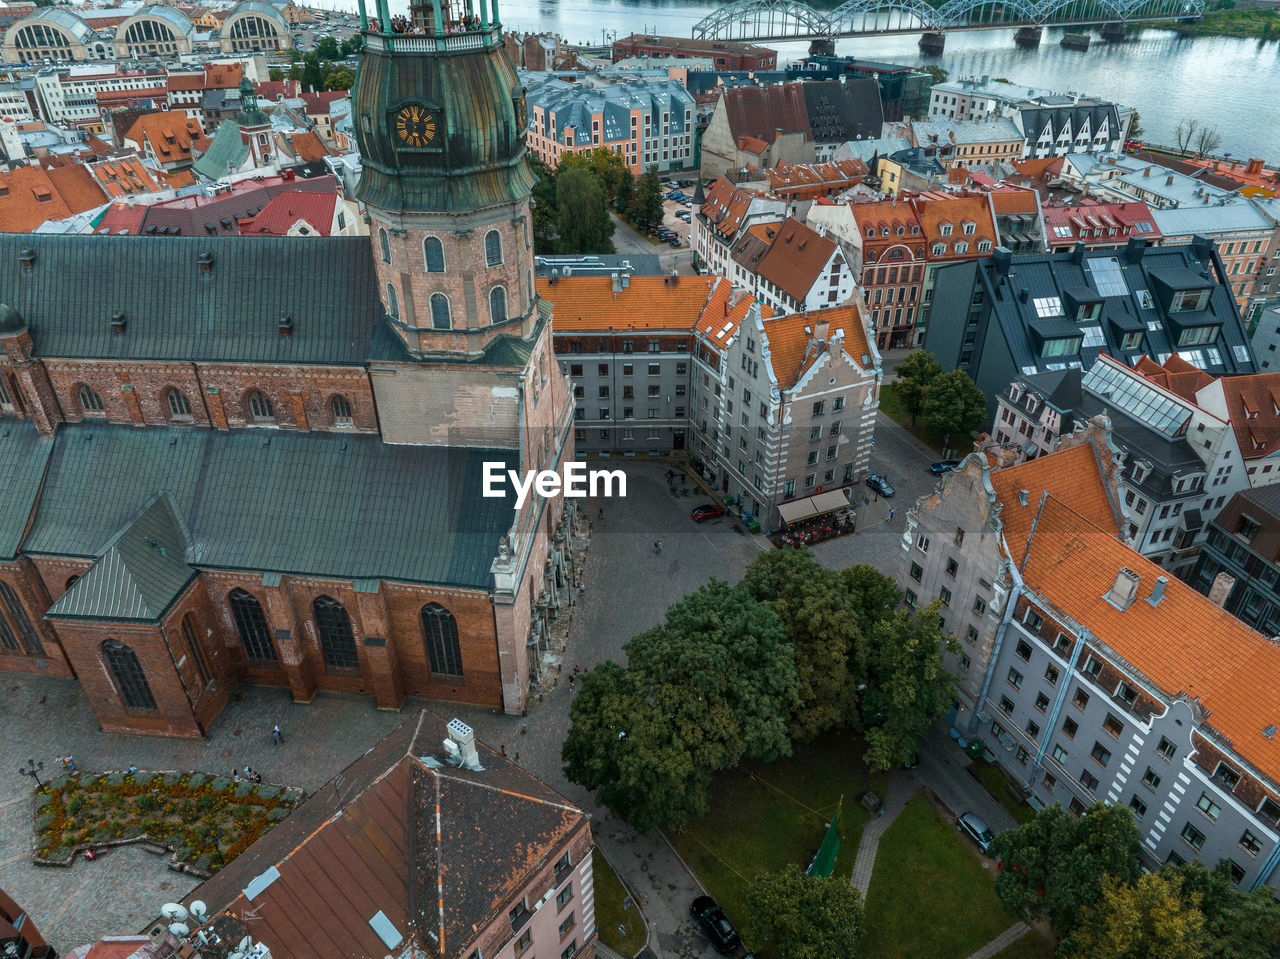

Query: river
[[313, 0, 1280, 161]]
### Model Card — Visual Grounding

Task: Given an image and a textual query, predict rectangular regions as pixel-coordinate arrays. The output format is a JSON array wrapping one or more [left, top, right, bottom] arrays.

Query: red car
[[691, 504, 726, 522]]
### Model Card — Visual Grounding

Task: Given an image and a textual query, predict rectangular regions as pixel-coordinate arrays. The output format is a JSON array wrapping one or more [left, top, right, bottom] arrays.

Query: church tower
[[352, 0, 537, 358]]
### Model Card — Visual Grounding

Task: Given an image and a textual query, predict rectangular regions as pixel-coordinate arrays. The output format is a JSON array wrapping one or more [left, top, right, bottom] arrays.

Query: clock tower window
[[484, 229, 503, 267], [424, 236, 445, 273], [386, 282, 400, 319], [430, 293, 452, 330], [489, 286, 507, 324], [379, 228, 391, 264]]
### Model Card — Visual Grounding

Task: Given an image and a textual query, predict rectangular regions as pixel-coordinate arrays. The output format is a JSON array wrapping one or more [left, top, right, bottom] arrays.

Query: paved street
[[610, 214, 694, 275], [1, 430, 988, 956]]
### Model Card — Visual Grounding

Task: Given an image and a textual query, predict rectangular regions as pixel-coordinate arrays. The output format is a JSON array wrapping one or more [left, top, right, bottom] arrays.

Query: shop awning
[[777, 490, 851, 525]]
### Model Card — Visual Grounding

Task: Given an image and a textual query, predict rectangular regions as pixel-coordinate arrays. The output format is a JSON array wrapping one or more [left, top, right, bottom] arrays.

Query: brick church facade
[[0, 21, 574, 736]]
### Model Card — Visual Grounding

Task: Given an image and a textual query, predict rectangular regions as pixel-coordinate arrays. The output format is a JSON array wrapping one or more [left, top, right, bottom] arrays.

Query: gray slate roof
[[1, 234, 380, 365], [20, 422, 516, 590], [48, 494, 196, 622], [0, 421, 55, 561]]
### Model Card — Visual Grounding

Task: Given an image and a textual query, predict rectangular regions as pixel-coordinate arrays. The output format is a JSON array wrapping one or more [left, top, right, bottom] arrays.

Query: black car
[[866, 474, 895, 497], [690, 896, 740, 954], [929, 459, 962, 474]]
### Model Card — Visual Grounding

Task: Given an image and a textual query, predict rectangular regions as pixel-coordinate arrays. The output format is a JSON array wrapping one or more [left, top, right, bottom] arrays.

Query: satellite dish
[[167, 923, 190, 937], [189, 901, 207, 922], [160, 904, 189, 922]]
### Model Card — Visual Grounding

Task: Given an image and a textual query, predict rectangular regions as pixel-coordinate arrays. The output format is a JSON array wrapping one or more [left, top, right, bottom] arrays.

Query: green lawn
[[592, 848, 647, 958], [878, 383, 948, 454], [969, 759, 1036, 826], [862, 795, 1015, 959], [993, 929, 1057, 959], [668, 729, 888, 941]]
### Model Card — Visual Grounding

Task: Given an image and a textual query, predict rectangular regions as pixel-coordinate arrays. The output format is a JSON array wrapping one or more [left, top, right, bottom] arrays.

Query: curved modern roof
[[123, 4, 195, 35], [225, 1, 287, 25], [16, 7, 95, 43]]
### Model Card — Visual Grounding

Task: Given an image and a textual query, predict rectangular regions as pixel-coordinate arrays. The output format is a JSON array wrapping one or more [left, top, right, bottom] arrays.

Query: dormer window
[[962, 221, 976, 235], [882, 227, 890, 237], [940, 223, 953, 237], [1171, 289, 1211, 312]]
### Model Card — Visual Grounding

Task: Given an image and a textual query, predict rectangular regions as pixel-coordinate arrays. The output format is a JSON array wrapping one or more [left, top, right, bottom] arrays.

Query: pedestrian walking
[[243, 765, 254, 780], [251, 770, 262, 785], [272, 723, 283, 745], [654, 539, 662, 555], [888, 507, 895, 521], [597, 506, 603, 519], [232, 769, 242, 783], [500, 744, 508, 757], [60, 755, 76, 772], [573, 664, 581, 677], [568, 672, 575, 690]]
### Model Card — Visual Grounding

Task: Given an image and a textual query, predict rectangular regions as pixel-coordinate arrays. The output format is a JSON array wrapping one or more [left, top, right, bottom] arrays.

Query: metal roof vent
[[1146, 575, 1168, 607], [197, 250, 214, 274], [18, 247, 35, 271], [443, 717, 483, 771], [1104, 567, 1141, 611], [110, 312, 126, 333], [1017, 489, 1028, 506], [1264, 725, 1277, 740], [278, 313, 293, 336]]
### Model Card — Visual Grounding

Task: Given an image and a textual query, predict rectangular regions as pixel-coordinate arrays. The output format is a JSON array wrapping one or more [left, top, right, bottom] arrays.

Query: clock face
[[394, 104, 436, 148]]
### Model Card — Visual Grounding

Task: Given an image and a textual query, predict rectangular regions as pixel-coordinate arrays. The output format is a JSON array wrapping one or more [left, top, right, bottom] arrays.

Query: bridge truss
[[692, 0, 1204, 41]]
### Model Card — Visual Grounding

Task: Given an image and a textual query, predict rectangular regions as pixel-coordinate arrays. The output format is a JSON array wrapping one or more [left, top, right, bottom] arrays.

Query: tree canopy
[[555, 164, 615, 255], [920, 368, 987, 445], [991, 802, 1143, 939], [746, 864, 863, 959], [1164, 860, 1280, 959], [631, 165, 665, 230], [1068, 872, 1206, 959], [860, 602, 957, 770], [894, 351, 942, 425]]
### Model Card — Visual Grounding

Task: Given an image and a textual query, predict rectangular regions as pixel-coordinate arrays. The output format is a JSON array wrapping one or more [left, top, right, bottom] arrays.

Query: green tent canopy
[[807, 808, 840, 878]]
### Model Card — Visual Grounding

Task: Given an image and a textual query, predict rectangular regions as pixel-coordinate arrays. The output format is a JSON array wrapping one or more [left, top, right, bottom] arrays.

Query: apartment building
[[902, 116, 1024, 170], [1192, 484, 1280, 635], [913, 190, 999, 343], [902, 432, 1280, 892], [991, 368, 1081, 461], [33, 65, 165, 127], [727, 217, 858, 316], [840, 197, 924, 351], [693, 176, 787, 277], [1042, 200, 1161, 251], [521, 71, 695, 174]]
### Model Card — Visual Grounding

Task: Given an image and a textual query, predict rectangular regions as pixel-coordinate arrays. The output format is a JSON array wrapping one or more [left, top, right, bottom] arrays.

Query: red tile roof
[[202, 63, 242, 90], [166, 72, 204, 91], [720, 83, 810, 144], [761, 302, 873, 389], [754, 217, 837, 303], [698, 279, 767, 350], [0, 164, 104, 232], [765, 159, 867, 199], [910, 191, 997, 259], [45, 164, 107, 214], [300, 91, 347, 115], [1213, 373, 1280, 462], [538, 275, 722, 332], [288, 129, 330, 162], [1041, 200, 1161, 247], [1133, 353, 1214, 404], [238, 190, 337, 235], [123, 113, 204, 162], [699, 177, 780, 239], [1022, 495, 1280, 788]]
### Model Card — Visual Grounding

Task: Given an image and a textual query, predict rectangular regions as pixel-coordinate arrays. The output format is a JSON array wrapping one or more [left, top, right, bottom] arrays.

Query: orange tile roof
[[736, 135, 769, 155], [989, 440, 1123, 557], [154, 168, 196, 189], [911, 191, 997, 253], [123, 113, 203, 161], [239, 190, 337, 235], [45, 164, 106, 214], [697, 279, 766, 350], [988, 188, 1038, 215], [1022, 495, 1280, 787], [761, 303, 872, 389], [765, 159, 866, 195], [537, 275, 720, 332], [1214, 373, 1280, 461], [755, 217, 837, 303], [289, 129, 330, 162], [0, 165, 77, 232], [166, 72, 205, 91], [1133, 353, 1215, 404], [700, 177, 779, 239], [203, 63, 243, 90]]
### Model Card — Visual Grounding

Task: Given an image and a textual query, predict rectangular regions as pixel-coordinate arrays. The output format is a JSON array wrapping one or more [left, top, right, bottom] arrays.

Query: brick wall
[[0, 560, 74, 677]]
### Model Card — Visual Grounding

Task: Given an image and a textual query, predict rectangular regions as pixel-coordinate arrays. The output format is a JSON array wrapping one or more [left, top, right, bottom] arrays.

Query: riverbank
[[1146, 7, 1280, 37]]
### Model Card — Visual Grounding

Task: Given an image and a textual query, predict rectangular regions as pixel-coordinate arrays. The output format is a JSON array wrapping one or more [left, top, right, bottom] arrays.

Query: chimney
[[1207, 570, 1236, 608], [1104, 567, 1141, 611], [611, 271, 622, 294], [445, 718, 482, 771], [1247, 157, 1264, 176], [278, 313, 293, 336], [198, 250, 214, 274], [1146, 575, 1168, 607], [1124, 235, 1147, 264], [1018, 287, 1029, 304], [1142, 166, 1150, 178], [1071, 241, 1086, 264], [992, 246, 1012, 275], [1165, 174, 1174, 186], [1191, 234, 1214, 261], [110, 312, 126, 333], [18, 247, 35, 271]]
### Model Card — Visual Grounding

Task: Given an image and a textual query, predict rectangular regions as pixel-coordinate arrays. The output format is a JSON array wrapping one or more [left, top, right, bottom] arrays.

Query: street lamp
[[19, 758, 45, 793]]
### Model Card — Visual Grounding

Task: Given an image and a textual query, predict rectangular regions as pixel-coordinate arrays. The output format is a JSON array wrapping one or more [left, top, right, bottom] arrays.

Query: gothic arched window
[[421, 603, 463, 678], [0, 581, 42, 656], [379, 227, 391, 264], [313, 595, 358, 672], [102, 639, 156, 710], [247, 390, 274, 423], [424, 236, 445, 273], [166, 388, 191, 421], [331, 394, 352, 426], [430, 293, 451, 330], [78, 384, 103, 415], [489, 285, 507, 324], [386, 282, 399, 319], [484, 229, 503, 267], [229, 588, 277, 665]]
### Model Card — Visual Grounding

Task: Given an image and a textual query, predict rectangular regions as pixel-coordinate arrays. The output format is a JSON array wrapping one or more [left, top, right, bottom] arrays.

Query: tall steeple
[[351, 0, 538, 359]]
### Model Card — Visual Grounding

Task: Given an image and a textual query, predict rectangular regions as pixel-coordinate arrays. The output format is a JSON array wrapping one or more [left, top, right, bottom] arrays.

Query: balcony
[[363, 25, 497, 54]]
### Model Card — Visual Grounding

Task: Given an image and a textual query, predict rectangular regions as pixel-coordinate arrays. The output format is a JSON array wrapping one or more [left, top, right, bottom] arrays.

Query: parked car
[[957, 812, 995, 853], [676, 210, 692, 221], [690, 896, 740, 954], [691, 503, 726, 522], [668, 237, 682, 247], [866, 474, 895, 498], [929, 459, 962, 474]]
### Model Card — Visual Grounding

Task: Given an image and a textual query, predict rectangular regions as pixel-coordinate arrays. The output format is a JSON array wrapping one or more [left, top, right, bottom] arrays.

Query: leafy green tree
[[314, 35, 341, 61], [991, 802, 1142, 939], [894, 350, 942, 425], [1067, 872, 1206, 959], [287, 64, 304, 83], [615, 169, 635, 218], [632, 164, 664, 230], [339, 34, 364, 56], [268, 67, 284, 81], [860, 602, 957, 770], [563, 581, 799, 831], [921, 368, 986, 447], [301, 53, 324, 93], [918, 65, 949, 87], [1164, 860, 1280, 959], [324, 69, 354, 92], [286, 47, 301, 63], [555, 165, 615, 254], [530, 157, 559, 254], [1127, 108, 1144, 140], [741, 550, 864, 742], [745, 864, 863, 959], [839, 564, 902, 636], [563, 147, 629, 202]]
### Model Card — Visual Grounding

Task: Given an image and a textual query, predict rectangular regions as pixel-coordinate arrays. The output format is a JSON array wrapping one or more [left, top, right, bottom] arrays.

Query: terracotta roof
[[736, 134, 769, 155], [1133, 353, 1214, 403], [1021, 495, 1280, 789], [186, 711, 588, 959], [254, 79, 301, 101], [1041, 200, 1161, 246], [300, 90, 347, 115], [696, 279, 765, 350], [988, 187, 1038, 215], [989, 440, 1124, 557], [0, 165, 79, 232], [153, 168, 195, 189], [720, 82, 809, 144], [166, 72, 204, 91], [911, 191, 997, 256], [96, 86, 167, 105], [123, 113, 204, 162], [94, 201, 148, 235], [1215, 373, 1280, 461], [289, 129, 330, 162], [202, 63, 242, 90], [1011, 156, 1066, 180], [45, 163, 107, 214], [755, 217, 837, 303], [538, 275, 720, 332], [761, 302, 873, 389], [699, 177, 779, 240], [238, 189, 337, 235]]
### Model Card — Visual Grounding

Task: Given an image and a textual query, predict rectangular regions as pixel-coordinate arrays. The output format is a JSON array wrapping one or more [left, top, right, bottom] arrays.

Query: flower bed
[[33, 770, 303, 872]]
